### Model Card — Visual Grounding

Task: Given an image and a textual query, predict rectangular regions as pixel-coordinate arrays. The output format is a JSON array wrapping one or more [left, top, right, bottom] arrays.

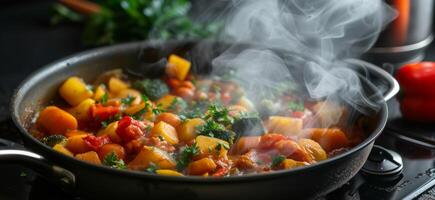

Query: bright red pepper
[[83, 135, 111, 151], [90, 104, 120, 121], [396, 62, 435, 122], [116, 116, 146, 143]]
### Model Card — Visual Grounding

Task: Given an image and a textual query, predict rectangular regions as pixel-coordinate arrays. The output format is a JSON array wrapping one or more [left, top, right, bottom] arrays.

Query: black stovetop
[[1, 1, 435, 200]]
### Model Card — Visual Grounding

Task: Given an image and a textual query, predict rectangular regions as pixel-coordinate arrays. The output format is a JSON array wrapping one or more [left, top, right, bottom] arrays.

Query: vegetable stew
[[30, 54, 364, 177]]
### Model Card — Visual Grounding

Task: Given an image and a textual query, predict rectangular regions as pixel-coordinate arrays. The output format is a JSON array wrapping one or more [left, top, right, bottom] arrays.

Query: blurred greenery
[[52, 0, 222, 46]]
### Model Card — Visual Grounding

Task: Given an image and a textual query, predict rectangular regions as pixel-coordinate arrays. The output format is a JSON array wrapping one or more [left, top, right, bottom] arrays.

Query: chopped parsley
[[101, 92, 108, 104], [176, 143, 199, 170], [145, 163, 158, 173], [152, 104, 165, 115], [197, 120, 235, 144], [121, 95, 136, 106], [271, 155, 286, 168], [103, 152, 127, 169], [100, 114, 122, 128], [205, 104, 234, 126]]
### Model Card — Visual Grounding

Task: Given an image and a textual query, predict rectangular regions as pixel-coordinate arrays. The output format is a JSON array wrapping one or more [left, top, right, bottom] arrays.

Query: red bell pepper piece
[[396, 62, 435, 122], [116, 116, 146, 143], [83, 135, 111, 151], [90, 104, 120, 121]]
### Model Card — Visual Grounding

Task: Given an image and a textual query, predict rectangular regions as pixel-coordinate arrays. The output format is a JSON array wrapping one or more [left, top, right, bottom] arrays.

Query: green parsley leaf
[[145, 163, 158, 173], [101, 92, 108, 104], [205, 104, 234, 126], [271, 155, 286, 168], [176, 143, 199, 170], [103, 152, 127, 170], [288, 100, 304, 112], [121, 95, 136, 106]]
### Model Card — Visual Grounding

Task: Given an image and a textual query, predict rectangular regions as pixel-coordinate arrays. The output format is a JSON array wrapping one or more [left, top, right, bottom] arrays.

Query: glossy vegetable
[[396, 62, 435, 122], [167, 54, 191, 81], [36, 106, 78, 135], [31, 54, 362, 177], [59, 77, 93, 106]]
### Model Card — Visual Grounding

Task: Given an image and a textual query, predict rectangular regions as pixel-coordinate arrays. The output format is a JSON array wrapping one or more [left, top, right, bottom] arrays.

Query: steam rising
[[210, 0, 396, 123]]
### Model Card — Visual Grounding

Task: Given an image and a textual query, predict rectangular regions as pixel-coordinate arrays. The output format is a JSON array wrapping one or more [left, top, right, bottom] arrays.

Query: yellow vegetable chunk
[[266, 116, 303, 136], [65, 134, 91, 154], [53, 144, 73, 157], [156, 95, 178, 110], [108, 77, 129, 95], [195, 135, 229, 158], [167, 54, 191, 81], [177, 118, 205, 143], [151, 121, 179, 145], [67, 98, 95, 121], [75, 151, 101, 165], [36, 106, 78, 135], [281, 159, 307, 169], [156, 169, 184, 176], [298, 138, 327, 162], [187, 157, 217, 175], [128, 146, 176, 170], [93, 85, 107, 102], [97, 121, 122, 143], [59, 76, 93, 106], [116, 89, 142, 105]]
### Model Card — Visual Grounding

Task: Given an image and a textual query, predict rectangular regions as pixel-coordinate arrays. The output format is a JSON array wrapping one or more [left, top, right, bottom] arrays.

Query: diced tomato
[[83, 135, 111, 151], [258, 133, 286, 149], [90, 104, 120, 121], [212, 167, 229, 177], [292, 111, 305, 118], [164, 77, 181, 89], [116, 116, 146, 143]]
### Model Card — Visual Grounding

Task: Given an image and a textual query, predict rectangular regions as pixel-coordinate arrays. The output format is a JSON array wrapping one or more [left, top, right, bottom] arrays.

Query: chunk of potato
[[195, 135, 229, 158], [187, 157, 217, 175], [59, 77, 93, 106], [75, 151, 101, 165], [304, 128, 350, 152], [96, 121, 122, 143], [67, 98, 95, 121], [156, 95, 178, 110], [93, 85, 107, 102], [266, 116, 302, 136], [156, 169, 184, 176], [53, 144, 73, 157], [128, 146, 176, 170], [65, 134, 91, 154], [151, 121, 179, 145], [108, 77, 129, 95], [167, 54, 191, 81], [298, 138, 327, 162], [36, 106, 78, 135], [177, 118, 205, 143]]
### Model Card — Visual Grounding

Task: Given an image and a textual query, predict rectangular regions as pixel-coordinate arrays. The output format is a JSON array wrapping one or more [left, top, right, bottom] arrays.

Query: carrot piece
[[75, 151, 102, 165], [98, 143, 125, 160], [36, 106, 78, 135], [155, 112, 181, 128], [305, 128, 350, 152], [65, 130, 89, 138], [234, 136, 260, 154], [65, 134, 91, 154]]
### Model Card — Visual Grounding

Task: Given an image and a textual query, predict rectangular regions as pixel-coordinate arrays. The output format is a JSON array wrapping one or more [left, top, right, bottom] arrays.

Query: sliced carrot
[[36, 106, 78, 135], [305, 128, 350, 152]]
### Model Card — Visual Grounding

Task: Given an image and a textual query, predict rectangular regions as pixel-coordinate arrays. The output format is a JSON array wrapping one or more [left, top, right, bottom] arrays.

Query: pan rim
[[10, 40, 388, 183]]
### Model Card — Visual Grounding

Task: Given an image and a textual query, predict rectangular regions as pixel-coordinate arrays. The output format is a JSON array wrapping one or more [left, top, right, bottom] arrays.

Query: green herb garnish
[[176, 143, 199, 170], [271, 155, 286, 168], [101, 92, 108, 104], [121, 95, 136, 106], [288, 100, 304, 112], [145, 163, 158, 173], [103, 152, 127, 170], [205, 104, 234, 126]]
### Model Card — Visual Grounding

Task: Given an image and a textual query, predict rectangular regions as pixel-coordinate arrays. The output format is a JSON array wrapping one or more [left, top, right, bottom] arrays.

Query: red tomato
[[116, 116, 146, 143], [396, 62, 435, 97], [83, 135, 111, 151]]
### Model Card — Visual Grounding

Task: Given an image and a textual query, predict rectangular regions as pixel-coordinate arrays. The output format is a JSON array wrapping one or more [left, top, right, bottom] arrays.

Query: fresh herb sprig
[[176, 143, 199, 170], [103, 152, 127, 169]]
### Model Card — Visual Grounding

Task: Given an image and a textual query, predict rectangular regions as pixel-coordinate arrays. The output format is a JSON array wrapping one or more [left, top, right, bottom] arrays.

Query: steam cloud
[[209, 0, 396, 125]]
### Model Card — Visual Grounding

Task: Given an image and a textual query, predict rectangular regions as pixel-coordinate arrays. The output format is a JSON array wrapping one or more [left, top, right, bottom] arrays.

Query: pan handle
[[0, 138, 76, 193], [345, 59, 400, 102]]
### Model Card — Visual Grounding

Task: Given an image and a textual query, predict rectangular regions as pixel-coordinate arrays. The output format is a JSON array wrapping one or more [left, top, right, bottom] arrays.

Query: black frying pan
[[1, 40, 399, 200]]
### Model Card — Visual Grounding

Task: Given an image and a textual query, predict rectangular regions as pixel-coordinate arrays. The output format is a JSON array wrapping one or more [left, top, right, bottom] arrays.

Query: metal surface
[[4, 40, 396, 200]]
